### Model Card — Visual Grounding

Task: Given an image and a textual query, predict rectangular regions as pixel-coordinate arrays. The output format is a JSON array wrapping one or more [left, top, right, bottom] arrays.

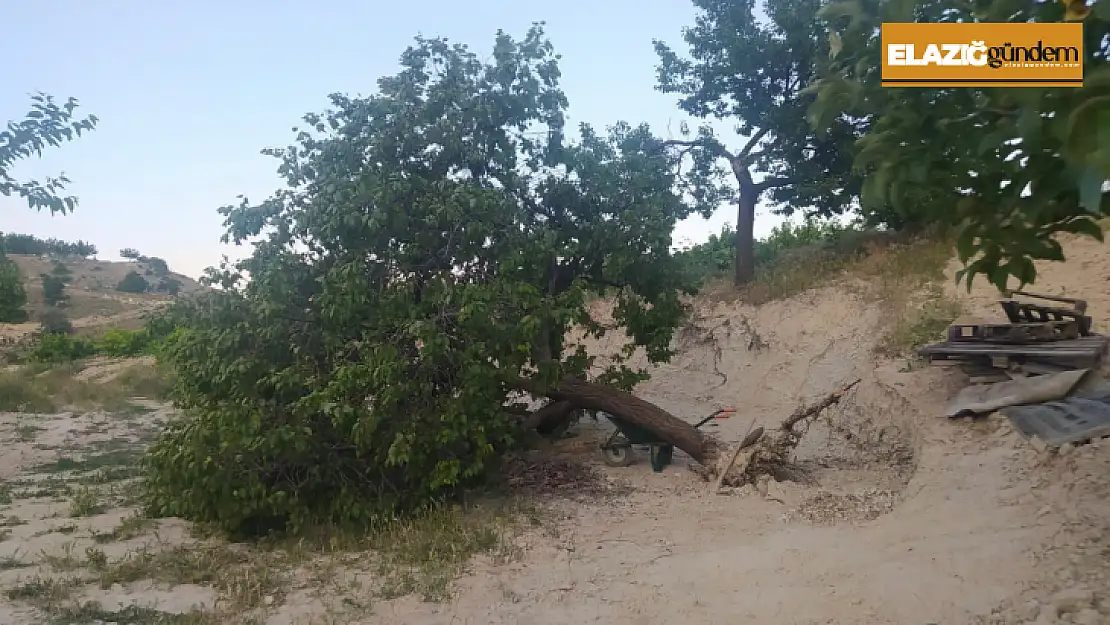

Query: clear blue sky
[[1, 0, 791, 279]]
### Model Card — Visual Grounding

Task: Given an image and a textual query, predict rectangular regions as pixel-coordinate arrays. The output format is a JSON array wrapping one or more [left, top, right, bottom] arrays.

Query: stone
[[1030, 437, 1049, 453], [1052, 587, 1095, 613], [1058, 442, 1075, 457], [1071, 609, 1102, 625]]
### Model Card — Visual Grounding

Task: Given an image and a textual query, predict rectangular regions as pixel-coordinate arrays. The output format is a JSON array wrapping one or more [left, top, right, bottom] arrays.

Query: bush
[[40, 273, 69, 307], [96, 328, 153, 356], [116, 271, 150, 293], [26, 327, 155, 363], [676, 217, 860, 285], [156, 277, 182, 295], [145, 256, 169, 276], [39, 309, 74, 335], [29, 333, 96, 363], [0, 256, 28, 322]]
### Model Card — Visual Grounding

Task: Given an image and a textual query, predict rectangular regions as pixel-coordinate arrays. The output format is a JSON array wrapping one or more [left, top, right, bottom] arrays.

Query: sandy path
[[2, 236, 1109, 624]]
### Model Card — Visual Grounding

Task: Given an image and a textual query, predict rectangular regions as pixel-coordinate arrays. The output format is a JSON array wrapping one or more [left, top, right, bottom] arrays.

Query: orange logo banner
[[881, 22, 1084, 87]]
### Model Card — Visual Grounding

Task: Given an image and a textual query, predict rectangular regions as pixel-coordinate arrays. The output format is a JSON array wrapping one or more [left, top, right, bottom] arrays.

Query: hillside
[[0, 233, 1108, 624], [1, 252, 204, 341]]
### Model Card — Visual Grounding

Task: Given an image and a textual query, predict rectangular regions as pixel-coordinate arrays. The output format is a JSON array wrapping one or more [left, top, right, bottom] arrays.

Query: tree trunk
[[543, 377, 722, 465], [734, 188, 757, 286], [523, 399, 577, 435]]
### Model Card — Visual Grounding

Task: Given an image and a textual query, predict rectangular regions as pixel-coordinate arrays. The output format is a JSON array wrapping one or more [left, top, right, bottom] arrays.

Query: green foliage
[[0, 233, 97, 257], [40, 273, 68, 307], [1, 93, 98, 215], [155, 276, 182, 295], [144, 24, 707, 536], [29, 333, 96, 363], [0, 255, 28, 323], [677, 218, 859, 283], [26, 328, 156, 363], [145, 256, 169, 276], [38, 309, 74, 335], [655, 0, 864, 219], [808, 0, 1110, 292], [96, 328, 154, 357], [119, 248, 140, 260], [116, 271, 150, 294]]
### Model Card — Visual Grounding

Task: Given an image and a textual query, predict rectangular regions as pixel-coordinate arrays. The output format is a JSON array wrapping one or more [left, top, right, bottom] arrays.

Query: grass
[[701, 231, 954, 306], [878, 287, 964, 357], [69, 486, 107, 517], [0, 359, 171, 413]]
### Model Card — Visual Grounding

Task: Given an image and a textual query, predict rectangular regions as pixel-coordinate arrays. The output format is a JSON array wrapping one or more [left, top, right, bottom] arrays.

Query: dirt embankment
[[0, 235, 1108, 624]]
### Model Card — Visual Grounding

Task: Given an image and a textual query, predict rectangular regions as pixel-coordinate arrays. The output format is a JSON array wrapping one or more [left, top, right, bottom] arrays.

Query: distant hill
[[1, 249, 205, 341]]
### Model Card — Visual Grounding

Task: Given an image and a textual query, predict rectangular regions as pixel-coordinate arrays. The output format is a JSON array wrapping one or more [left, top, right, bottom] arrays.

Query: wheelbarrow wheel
[[602, 444, 635, 467]]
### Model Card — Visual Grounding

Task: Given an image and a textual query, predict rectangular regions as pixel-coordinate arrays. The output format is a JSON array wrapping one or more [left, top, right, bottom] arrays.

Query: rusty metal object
[[999, 290, 1092, 335], [946, 320, 1080, 344], [1004, 290, 1088, 313]]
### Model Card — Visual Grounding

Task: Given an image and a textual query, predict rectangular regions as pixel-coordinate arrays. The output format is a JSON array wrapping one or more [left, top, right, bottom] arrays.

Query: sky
[[0, 0, 795, 279]]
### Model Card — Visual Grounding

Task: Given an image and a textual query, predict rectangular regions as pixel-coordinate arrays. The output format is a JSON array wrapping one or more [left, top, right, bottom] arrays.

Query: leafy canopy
[[144, 24, 709, 535], [808, 0, 1110, 291], [1, 93, 98, 215], [654, 0, 865, 218]]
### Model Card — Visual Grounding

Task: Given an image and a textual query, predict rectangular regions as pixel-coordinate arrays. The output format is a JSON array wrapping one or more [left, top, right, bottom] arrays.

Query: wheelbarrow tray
[[603, 415, 667, 445]]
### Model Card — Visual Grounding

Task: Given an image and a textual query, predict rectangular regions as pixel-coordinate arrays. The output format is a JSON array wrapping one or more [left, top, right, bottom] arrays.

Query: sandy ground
[[1, 235, 1109, 624]]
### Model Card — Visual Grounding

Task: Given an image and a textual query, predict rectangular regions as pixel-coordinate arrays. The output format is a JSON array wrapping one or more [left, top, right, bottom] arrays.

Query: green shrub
[[116, 271, 150, 294], [39, 309, 74, 335], [0, 256, 28, 322], [95, 329, 153, 357], [29, 334, 96, 363], [26, 328, 155, 363], [40, 273, 69, 307], [676, 217, 861, 285]]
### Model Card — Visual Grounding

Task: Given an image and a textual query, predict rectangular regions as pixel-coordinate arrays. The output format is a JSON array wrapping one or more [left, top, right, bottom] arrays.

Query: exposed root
[[708, 379, 862, 489]]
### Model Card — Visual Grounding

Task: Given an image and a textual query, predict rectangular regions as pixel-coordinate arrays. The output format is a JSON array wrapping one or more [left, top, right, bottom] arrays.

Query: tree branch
[[755, 176, 793, 192], [739, 127, 770, 160], [658, 138, 737, 161]]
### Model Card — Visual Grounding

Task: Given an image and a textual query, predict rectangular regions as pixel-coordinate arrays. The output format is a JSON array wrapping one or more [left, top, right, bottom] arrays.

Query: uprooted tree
[[143, 24, 750, 536]]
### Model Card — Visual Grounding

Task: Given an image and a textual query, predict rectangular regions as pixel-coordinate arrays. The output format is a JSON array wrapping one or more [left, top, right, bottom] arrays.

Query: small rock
[[1071, 609, 1102, 625], [1052, 587, 1095, 613], [1030, 437, 1049, 453], [1017, 600, 1041, 621], [264, 595, 274, 606], [764, 479, 787, 504], [1058, 442, 1075, 457]]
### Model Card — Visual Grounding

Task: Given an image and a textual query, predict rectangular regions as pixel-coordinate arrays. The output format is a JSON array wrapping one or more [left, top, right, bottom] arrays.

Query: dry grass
[[0, 359, 171, 413], [700, 232, 954, 306]]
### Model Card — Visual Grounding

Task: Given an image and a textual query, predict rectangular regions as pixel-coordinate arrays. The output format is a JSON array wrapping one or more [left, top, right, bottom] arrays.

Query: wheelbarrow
[[599, 407, 736, 472]]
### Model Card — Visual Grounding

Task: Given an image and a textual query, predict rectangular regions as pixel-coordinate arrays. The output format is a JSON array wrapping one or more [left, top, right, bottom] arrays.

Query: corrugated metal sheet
[[1002, 386, 1110, 446]]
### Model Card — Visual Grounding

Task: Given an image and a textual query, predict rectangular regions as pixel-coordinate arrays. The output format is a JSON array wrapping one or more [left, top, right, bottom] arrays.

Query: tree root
[[707, 378, 861, 489]]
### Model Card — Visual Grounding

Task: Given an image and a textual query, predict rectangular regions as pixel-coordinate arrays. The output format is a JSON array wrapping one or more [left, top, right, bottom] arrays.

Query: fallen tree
[[143, 24, 732, 536]]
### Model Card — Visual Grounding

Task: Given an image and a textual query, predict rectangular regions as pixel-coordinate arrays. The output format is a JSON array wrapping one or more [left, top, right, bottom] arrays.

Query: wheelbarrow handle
[[694, 407, 736, 428]]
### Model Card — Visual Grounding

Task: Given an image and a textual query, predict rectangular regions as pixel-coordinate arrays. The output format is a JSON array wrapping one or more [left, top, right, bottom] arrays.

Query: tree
[[1, 93, 98, 215], [654, 0, 865, 285], [119, 248, 141, 260], [143, 24, 729, 536], [40, 273, 68, 307], [156, 276, 182, 295], [808, 0, 1110, 291], [38, 308, 73, 335], [0, 258, 27, 322], [116, 270, 149, 293]]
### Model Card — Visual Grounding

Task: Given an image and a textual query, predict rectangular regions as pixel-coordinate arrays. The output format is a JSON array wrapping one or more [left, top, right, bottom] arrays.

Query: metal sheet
[[1002, 386, 1110, 446], [944, 368, 1091, 418]]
